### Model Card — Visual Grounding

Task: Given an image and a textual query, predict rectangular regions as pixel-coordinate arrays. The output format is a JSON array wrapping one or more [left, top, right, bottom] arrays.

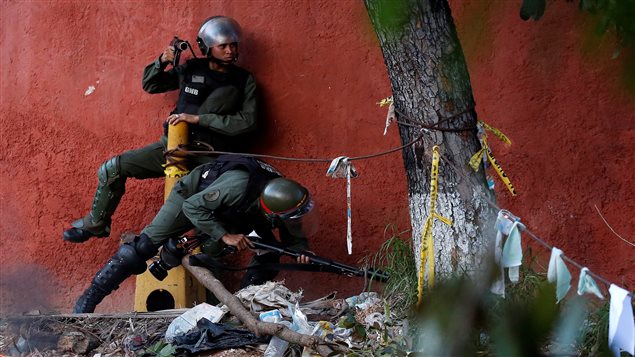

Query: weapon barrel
[[248, 236, 389, 282]]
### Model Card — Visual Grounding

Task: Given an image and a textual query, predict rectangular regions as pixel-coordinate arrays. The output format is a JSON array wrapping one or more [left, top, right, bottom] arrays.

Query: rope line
[[392, 107, 477, 132], [158, 113, 628, 294], [162, 104, 473, 165], [163, 133, 425, 164], [440, 156, 628, 294]]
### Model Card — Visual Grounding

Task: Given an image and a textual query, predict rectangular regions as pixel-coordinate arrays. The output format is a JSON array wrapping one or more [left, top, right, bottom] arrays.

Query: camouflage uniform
[[65, 57, 257, 241]]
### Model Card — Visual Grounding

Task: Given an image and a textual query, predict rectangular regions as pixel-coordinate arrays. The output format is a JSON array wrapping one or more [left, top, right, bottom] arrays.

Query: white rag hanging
[[501, 221, 523, 283], [547, 248, 571, 303], [608, 284, 634, 356], [577, 267, 604, 300], [490, 210, 522, 297], [326, 157, 358, 254]]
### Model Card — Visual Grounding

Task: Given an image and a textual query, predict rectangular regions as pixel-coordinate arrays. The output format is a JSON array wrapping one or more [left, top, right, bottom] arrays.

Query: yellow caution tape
[[418, 217, 433, 304], [377, 96, 393, 107], [163, 164, 189, 178], [470, 122, 517, 196], [480, 121, 511, 145], [469, 148, 485, 172], [485, 147, 517, 196], [417, 146, 453, 306]]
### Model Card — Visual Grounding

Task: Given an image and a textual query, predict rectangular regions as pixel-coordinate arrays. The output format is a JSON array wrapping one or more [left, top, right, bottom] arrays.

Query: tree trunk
[[364, 0, 497, 282]]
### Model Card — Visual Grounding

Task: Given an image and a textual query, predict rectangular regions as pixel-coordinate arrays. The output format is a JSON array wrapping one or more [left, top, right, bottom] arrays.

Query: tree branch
[[181, 257, 346, 356]]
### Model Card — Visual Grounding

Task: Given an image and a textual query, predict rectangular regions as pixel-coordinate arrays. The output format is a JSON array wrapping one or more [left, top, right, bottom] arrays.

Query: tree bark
[[364, 0, 497, 282], [181, 257, 344, 356]]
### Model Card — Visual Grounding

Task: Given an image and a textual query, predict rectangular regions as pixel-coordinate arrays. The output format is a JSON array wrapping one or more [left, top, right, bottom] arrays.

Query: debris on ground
[[0, 282, 409, 356], [233, 281, 303, 318]]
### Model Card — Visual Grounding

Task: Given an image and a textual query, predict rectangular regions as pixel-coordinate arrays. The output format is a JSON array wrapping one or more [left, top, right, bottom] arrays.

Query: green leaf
[[355, 323, 367, 339], [520, 0, 547, 21], [158, 343, 176, 357], [147, 341, 176, 357]]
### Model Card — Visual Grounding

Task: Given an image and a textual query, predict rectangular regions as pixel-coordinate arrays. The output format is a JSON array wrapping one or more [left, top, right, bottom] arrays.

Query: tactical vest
[[171, 59, 250, 151], [196, 155, 282, 223]]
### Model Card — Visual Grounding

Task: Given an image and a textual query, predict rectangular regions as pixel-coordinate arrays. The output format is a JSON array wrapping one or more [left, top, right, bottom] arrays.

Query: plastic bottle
[[264, 321, 291, 357]]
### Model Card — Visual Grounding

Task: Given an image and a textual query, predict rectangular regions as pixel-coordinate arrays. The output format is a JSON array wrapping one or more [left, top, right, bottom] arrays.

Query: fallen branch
[[182, 256, 347, 356]]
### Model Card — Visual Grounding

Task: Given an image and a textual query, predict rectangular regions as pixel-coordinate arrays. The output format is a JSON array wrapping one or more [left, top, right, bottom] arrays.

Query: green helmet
[[260, 178, 313, 221]]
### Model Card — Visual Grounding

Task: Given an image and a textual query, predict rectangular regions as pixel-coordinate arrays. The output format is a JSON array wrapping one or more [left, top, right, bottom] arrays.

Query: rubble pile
[[0, 283, 410, 356]]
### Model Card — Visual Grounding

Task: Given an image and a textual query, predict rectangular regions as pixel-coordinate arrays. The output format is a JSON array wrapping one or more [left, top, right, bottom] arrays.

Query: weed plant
[[365, 230, 619, 356]]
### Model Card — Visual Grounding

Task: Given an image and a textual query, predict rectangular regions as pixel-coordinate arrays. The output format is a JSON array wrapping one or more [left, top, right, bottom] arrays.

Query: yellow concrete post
[[134, 122, 206, 311]]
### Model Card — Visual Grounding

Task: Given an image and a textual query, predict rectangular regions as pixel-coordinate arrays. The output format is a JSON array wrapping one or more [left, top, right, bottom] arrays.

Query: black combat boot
[[63, 215, 110, 243], [73, 284, 110, 313], [73, 257, 133, 313], [73, 249, 137, 313], [72, 235, 157, 313]]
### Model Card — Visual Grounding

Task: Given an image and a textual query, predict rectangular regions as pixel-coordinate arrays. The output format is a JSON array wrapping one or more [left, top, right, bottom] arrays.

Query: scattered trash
[[172, 318, 268, 354], [234, 281, 303, 317], [0, 283, 396, 356], [164, 302, 227, 342], [289, 303, 313, 335], [299, 292, 348, 321], [259, 309, 283, 323], [264, 321, 291, 357]]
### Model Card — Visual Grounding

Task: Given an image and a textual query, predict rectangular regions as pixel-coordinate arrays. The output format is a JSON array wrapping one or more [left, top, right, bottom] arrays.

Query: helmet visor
[[284, 199, 320, 237], [278, 197, 314, 220]]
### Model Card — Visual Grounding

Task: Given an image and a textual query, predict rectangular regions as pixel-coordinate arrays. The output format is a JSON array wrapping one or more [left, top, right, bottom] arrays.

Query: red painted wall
[[0, 0, 632, 313], [451, 0, 634, 291]]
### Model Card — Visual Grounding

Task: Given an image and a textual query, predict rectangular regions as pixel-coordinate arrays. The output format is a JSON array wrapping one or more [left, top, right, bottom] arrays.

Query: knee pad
[[111, 235, 158, 276], [98, 156, 121, 186], [92, 245, 140, 290], [134, 233, 159, 261], [113, 244, 148, 275]]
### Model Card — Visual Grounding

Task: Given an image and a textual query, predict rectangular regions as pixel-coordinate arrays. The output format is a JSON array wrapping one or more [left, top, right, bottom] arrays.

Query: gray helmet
[[260, 178, 313, 222], [197, 16, 242, 56]]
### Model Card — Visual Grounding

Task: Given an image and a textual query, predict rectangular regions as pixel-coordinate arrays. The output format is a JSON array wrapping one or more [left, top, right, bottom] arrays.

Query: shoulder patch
[[256, 160, 282, 176], [204, 190, 220, 202]]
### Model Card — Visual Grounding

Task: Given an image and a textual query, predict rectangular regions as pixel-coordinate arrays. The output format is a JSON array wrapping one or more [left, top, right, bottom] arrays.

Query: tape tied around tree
[[470, 121, 517, 196], [417, 146, 453, 306]]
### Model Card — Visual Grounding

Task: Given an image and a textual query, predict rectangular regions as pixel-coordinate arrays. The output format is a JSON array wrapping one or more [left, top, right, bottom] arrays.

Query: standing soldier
[[63, 16, 258, 243]]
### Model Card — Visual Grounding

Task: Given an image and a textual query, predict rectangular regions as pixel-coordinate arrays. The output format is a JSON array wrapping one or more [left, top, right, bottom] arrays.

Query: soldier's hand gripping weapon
[[148, 235, 389, 283]]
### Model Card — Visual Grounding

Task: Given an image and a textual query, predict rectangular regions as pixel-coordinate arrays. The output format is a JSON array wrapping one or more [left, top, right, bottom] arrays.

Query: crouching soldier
[[73, 155, 314, 313]]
